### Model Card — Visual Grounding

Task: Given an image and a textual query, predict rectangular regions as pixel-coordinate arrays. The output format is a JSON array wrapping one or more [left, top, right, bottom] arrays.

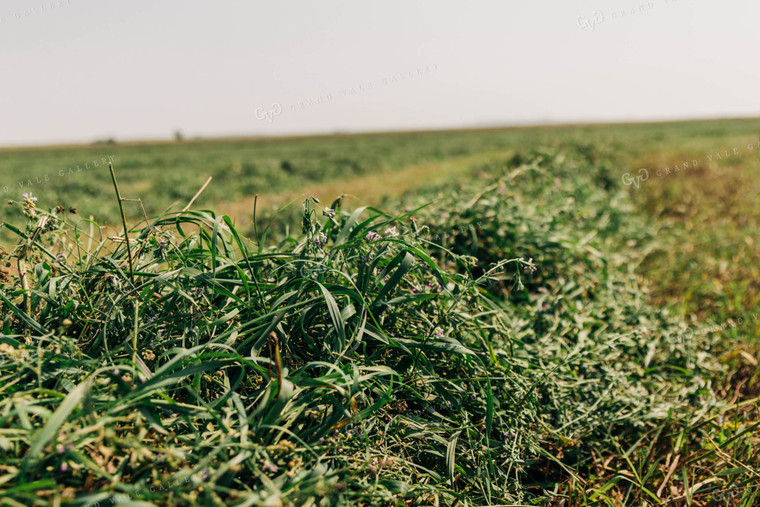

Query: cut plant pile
[[0, 147, 756, 506]]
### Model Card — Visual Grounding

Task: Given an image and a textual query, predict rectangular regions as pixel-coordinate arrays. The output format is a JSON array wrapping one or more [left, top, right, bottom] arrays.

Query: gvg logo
[[297, 264, 329, 278], [254, 64, 438, 124], [577, 11, 604, 31], [665, 326, 694, 346], [622, 168, 649, 188], [255, 103, 282, 123], [577, 1, 659, 31], [713, 484, 760, 502]]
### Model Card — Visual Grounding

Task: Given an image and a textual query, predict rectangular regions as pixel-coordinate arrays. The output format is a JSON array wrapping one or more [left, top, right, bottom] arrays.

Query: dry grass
[[215, 149, 515, 222]]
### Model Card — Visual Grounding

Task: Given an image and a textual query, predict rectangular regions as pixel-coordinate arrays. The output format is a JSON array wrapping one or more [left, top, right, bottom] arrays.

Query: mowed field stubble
[[2, 118, 760, 505]]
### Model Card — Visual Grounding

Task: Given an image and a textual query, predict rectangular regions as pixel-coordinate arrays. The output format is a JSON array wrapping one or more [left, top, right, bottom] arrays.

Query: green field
[[1, 118, 760, 505], [1, 117, 759, 227]]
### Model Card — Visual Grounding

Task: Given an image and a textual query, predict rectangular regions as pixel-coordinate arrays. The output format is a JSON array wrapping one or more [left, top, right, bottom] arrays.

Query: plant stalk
[[108, 163, 135, 283]]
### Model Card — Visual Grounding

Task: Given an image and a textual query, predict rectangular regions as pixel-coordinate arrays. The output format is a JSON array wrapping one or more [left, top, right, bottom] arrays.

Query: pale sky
[[1, 0, 758, 146]]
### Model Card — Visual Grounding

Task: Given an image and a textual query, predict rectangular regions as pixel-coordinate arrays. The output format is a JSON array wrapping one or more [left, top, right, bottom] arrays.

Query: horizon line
[[2, 113, 760, 152]]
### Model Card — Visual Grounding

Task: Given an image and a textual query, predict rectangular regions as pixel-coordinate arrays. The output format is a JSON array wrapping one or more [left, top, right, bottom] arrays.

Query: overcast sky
[[1, 0, 758, 146]]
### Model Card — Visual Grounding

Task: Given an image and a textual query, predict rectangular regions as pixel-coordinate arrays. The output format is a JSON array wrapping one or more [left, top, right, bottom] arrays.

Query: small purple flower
[[384, 226, 399, 237], [56, 443, 65, 454], [54, 253, 65, 264], [523, 258, 537, 274], [323, 207, 335, 219], [262, 461, 278, 473], [60, 463, 69, 472], [365, 231, 381, 242], [433, 327, 444, 338], [314, 232, 327, 246]]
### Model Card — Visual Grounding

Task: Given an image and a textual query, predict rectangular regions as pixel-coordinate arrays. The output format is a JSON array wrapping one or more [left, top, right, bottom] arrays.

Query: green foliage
[[3, 117, 758, 230], [1, 126, 760, 504]]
